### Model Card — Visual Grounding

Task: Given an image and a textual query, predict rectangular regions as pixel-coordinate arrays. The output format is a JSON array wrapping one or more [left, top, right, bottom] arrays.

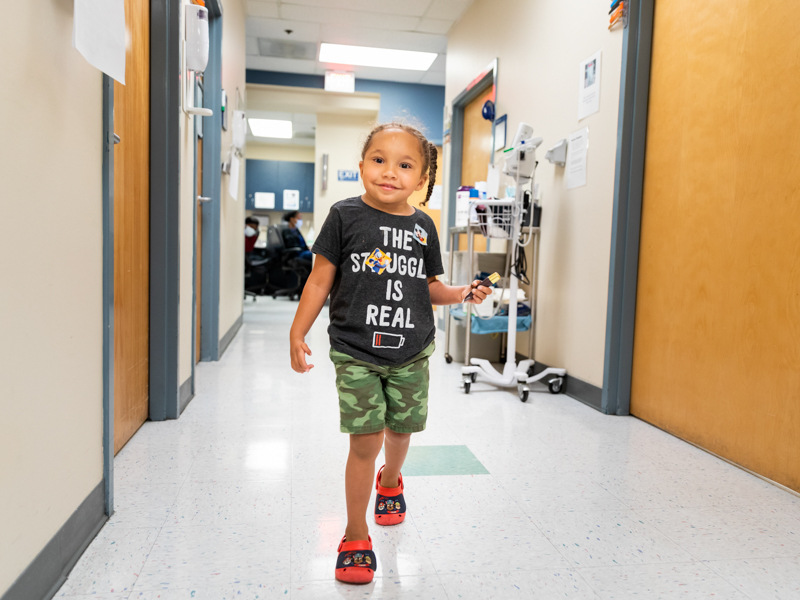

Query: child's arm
[[289, 255, 337, 373], [428, 276, 490, 306]]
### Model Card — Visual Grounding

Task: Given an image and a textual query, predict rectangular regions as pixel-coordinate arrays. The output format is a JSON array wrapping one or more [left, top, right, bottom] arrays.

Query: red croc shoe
[[374, 465, 406, 526], [335, 535, 376, 584]]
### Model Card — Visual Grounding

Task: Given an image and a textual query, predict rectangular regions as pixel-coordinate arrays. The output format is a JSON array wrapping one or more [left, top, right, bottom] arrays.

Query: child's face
[[360, 129, 428, 209]]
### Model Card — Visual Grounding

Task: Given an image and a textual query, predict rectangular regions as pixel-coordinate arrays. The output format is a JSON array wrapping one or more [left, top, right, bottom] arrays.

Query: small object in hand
[[464, 272, 500, 301]]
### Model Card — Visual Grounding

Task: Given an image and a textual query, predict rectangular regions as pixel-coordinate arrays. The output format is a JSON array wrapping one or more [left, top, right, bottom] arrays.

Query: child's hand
[[462, 280, 490, 304], [290, 336, 314, 373]]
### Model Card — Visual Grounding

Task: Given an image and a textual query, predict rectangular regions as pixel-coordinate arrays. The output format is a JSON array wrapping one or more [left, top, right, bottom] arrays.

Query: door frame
[[445, 58, 498, 251], [601, 0, 655, 415], [149, 0, 182, 421], [102, 75, 115, 516], [199, 2, 223, 361]]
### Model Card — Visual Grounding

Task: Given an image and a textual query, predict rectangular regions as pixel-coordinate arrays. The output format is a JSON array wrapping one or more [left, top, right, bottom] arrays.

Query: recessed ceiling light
[[319, 43, 437, 71], [248, 119, 293, 138]]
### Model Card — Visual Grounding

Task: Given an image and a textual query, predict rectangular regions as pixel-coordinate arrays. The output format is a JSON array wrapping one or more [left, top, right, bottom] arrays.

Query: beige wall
[[218, 0, 247, 339], [313, 113, 378, 233], [445, 0, 623, 386], [247, 143, 315, 163], [0, 2, 104, 594]]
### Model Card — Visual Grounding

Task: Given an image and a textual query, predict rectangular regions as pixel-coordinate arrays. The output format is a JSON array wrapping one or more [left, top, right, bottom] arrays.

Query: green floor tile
[[401, 445, 489, 476]]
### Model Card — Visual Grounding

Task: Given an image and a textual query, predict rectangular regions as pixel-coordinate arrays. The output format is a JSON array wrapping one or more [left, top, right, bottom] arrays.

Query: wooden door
[[113, 0, 150, 454], [459, 87, 493, 252], [196, 107, 204, 364], [631, 0, 800, 491]]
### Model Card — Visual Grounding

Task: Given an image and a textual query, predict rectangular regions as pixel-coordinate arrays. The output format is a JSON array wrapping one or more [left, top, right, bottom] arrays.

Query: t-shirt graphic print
[[312, 197, 444, 366]]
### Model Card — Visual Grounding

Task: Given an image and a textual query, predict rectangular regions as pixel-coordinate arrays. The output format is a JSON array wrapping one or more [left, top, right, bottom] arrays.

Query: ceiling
[[244, 0, 474, 86], [246, 111, 317, 146]]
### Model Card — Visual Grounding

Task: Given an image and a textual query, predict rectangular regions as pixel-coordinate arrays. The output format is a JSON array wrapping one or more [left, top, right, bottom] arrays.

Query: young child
[[289, 122, 489, 585]]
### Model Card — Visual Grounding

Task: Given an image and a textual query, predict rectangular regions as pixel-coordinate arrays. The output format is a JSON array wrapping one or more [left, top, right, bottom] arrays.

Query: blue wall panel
[[246, 159, 314, 213], [246, 70, 445, 145]]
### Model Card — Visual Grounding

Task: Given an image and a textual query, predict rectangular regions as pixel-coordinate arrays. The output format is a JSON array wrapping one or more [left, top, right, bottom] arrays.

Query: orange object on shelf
[[191, 0, 206, 6]]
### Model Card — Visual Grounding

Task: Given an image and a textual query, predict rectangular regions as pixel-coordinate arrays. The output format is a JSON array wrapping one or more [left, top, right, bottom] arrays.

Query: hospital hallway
[[53, 300, 800, 600]]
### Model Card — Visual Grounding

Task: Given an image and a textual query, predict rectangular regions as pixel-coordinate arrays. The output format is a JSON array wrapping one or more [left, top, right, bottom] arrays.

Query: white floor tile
[[704, 555, 800, 600], [438, 569, 600, 599], [639, 506, 800, 561], [413, 513, 568, 574], [289, 575, 449, 599], [128, 583, 291, 599], [532, 510, 692, 568], [69, 298, 799, 599], [578, 562, 748, 599], [168, 479, 292, 526], [405, 474, 524, 518], [105, 489, 176, 531], [133, 523, 290, 589], [56, 525, 159, 596], [495, 471, 629, 515]]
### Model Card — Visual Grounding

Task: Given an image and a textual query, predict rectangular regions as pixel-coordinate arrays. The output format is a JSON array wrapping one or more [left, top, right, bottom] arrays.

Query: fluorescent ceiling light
[[319, 43, 437, 71], [249, 118, 292, 138]]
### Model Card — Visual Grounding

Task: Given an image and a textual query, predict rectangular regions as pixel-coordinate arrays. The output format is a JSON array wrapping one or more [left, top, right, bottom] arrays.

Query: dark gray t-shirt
[[312, 197, 444, 366]]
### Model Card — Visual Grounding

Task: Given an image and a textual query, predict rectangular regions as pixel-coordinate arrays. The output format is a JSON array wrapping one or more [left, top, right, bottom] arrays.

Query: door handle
[[113, 133, 121, 144], [197, 196, 212, 203]]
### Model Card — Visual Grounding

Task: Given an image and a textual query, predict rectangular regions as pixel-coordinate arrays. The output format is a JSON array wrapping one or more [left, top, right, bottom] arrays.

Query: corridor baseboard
[[218, 313, 243, 359], [1, 480, 106, 600], [179, 376, 194, 415], [517, 355, 603, 412]]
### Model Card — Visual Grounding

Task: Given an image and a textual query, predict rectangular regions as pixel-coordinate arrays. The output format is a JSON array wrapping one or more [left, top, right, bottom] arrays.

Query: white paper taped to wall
[[228, 154, 240, 200], [429, 185, 443, 210], [283, 190, 300, 210], [73, 0, 127, 84], [578, 50, 602, 120], [254, 192, 275, 209], [566, 127, 589, 189]]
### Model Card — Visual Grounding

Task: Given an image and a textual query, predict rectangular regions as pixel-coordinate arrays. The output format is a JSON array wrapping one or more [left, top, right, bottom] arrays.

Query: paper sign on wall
[[338, 170, 359, 182], [566, 127, 589, 189], [228, 154, 240, 200], [73, 0, 127, 84], [429, 185, 443, 210], [578, 50, 602, 120], [283, 189, 300, 210], [232, 110, 247, 150], [254, 192, 275, 209]]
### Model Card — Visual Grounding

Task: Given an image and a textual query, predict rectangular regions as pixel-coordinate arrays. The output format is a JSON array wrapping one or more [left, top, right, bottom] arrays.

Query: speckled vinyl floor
[[55, 299, 800, 599]]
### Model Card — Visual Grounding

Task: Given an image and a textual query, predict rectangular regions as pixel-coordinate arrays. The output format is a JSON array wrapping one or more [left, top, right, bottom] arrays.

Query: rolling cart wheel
[[445, 354, 453, 364], [463, 381, 471, 394], [470, 372, 477, 383], [548, 378, 563, 395], [519, 388, 529, 403]]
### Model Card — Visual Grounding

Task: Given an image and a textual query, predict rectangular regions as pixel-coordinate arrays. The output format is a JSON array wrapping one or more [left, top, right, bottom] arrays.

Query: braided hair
[[361, 122, 438, 206]]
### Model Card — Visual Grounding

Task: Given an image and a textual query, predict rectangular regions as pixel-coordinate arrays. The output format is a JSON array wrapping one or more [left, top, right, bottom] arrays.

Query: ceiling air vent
[[258, 38, 317, 60], [294, 131, 315, 139]]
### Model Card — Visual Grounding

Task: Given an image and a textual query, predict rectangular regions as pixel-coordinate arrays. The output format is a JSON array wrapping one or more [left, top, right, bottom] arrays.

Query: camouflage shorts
[[330, 342, 434, 435]]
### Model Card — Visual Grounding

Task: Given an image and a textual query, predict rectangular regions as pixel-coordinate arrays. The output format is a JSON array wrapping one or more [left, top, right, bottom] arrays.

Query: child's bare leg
[[381, 429, 411, 488], [345, 430, 384, 541]]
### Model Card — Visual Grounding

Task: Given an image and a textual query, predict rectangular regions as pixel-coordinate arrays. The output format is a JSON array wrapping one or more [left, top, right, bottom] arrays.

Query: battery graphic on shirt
[[373, 332, 405, 349]]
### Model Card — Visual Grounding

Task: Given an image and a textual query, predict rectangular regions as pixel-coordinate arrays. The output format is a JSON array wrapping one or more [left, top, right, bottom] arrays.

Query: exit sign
[[338, 170, 359, 182]]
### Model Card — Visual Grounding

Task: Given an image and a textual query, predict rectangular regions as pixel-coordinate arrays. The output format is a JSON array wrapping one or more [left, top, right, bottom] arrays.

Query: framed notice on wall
[[283, 189, 300, 210]]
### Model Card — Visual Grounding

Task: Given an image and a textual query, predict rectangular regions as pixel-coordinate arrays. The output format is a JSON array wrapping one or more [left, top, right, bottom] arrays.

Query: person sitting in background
[[245, 217, 260, 253], [281, 211, 312, 261]]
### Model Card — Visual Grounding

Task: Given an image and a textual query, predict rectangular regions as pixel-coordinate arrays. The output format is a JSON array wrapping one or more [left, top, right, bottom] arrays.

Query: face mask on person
[[245, 225, 257, 237], [295, 219, 303, 229]]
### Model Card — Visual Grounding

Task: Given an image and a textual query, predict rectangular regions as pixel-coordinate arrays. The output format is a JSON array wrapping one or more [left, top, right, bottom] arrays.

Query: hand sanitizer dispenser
[[185, 4, 209, 73]]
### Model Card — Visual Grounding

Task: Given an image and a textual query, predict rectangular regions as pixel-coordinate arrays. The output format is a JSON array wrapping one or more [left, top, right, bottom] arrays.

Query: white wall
[[218, 0, 248, 339], [0, 2, 103, 594], [445, 0, 624, 386], [313, 113, 378, 232]]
